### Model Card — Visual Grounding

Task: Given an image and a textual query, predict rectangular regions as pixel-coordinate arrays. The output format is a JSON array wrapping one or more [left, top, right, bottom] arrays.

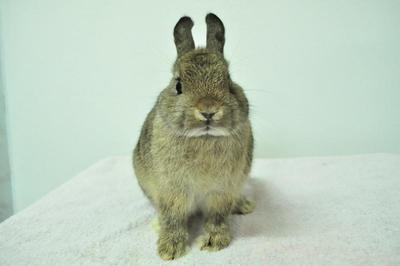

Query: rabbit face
[[158, 49, 249, 137]]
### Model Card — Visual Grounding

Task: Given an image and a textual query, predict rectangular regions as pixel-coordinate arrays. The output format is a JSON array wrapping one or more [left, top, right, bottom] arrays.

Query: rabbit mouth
[[185, 126, 230, 137]]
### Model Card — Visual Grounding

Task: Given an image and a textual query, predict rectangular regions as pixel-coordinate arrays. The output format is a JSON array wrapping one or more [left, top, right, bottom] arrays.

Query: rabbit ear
[[174, 16, 195, 57], [206, 13, 225, 54]]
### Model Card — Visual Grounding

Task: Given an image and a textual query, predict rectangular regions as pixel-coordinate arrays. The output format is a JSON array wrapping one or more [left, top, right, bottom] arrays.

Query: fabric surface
[[1, 154, 399, 266]]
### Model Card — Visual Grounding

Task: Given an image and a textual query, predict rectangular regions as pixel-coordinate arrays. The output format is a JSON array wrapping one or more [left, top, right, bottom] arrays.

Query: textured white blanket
[[1, 154, 400, 265]]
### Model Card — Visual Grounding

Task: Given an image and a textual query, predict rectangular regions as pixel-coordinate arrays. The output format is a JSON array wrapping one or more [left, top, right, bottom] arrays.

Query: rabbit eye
[[175, 78, 182, 95]]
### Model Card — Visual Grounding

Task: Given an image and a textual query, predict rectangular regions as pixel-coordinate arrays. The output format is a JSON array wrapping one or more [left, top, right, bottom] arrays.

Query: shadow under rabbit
[[231, 177, 303, 239]]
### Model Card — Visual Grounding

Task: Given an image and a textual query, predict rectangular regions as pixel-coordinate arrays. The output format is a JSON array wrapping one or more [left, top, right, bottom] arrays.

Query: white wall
[[1, 0, 400, 211]]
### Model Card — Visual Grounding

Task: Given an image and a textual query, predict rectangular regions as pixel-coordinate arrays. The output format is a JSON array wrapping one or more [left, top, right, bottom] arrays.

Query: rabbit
[[133, 13, 255, 260]]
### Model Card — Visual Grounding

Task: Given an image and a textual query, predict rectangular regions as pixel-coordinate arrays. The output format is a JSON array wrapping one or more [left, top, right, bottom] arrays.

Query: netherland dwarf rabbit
[[133, 13, 254, 260]]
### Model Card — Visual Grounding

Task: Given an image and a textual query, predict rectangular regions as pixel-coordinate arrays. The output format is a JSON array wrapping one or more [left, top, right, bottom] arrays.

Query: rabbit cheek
[[168, 112, 184, 130], [212, 108, 224, 121]]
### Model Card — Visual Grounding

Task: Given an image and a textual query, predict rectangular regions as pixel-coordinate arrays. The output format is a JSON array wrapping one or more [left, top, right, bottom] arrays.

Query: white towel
[[1, 154, 399, 265]]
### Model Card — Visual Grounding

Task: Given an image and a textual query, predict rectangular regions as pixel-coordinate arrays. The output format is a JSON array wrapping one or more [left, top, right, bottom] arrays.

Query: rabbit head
[[157, 13, 250, 137]]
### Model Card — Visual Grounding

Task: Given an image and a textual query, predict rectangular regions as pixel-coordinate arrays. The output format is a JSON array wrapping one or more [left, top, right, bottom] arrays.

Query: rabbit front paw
[[157, 233, 188, 260], [198, 231, 232, 251]]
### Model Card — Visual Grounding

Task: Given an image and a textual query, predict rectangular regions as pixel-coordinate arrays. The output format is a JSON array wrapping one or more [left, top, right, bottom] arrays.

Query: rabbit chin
[[185, 126, 230, 137]]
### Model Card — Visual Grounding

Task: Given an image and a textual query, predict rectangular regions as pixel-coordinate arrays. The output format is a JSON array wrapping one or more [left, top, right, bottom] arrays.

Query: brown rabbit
[[133, 13, 254, 260]]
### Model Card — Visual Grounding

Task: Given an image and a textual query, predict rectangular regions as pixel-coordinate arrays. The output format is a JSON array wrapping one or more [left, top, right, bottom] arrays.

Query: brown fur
[[133, 13, 254, 260]]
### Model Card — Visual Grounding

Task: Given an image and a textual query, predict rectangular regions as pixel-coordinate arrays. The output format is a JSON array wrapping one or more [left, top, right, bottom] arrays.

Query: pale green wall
[[0, 37, 13, 221], [1, 0, 400, 211]]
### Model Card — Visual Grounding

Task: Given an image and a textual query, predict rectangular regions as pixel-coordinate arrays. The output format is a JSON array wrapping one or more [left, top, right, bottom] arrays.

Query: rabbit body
[[134, 98, 253, 210], [133, 14, 254, 260]]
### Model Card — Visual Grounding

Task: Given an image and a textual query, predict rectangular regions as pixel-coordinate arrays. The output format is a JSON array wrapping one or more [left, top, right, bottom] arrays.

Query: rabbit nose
[[201, 112, 216, 121]]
